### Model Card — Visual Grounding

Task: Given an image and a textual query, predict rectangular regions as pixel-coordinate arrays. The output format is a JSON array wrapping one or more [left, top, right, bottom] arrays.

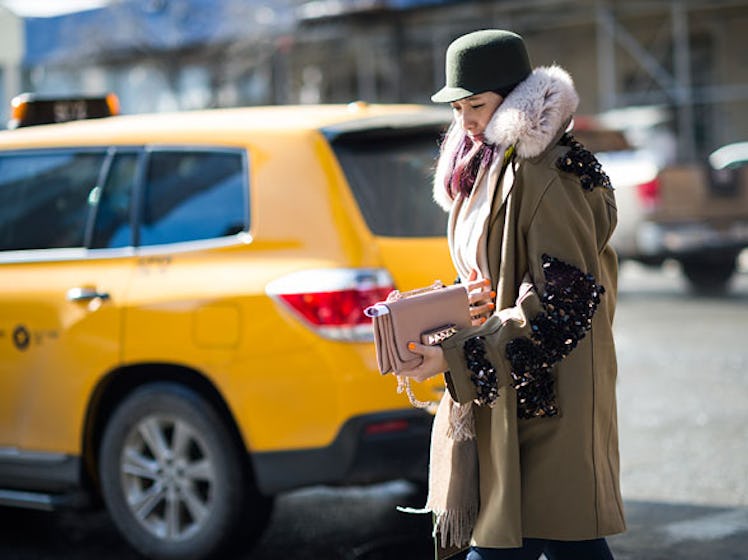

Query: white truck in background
[[574, 116, 748, 295]]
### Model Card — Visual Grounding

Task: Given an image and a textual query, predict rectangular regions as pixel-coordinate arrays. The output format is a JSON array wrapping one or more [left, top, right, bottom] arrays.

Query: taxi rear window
[[331, 130, 448, 237]]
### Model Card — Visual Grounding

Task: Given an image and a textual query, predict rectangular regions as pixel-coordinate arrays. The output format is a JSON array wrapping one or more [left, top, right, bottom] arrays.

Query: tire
[[680, 255, 736, 295], [99, 382, 273, 560]]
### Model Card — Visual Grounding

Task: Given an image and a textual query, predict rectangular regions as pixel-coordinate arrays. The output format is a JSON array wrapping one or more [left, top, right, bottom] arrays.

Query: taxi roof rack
[[8, 92, 120, 129]]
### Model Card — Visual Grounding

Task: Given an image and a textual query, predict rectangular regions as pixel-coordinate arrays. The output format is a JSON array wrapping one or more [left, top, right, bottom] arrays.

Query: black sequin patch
[[464, 336, 499, 406], [505, 255, 605, 419], [556, 133, 613, 191]]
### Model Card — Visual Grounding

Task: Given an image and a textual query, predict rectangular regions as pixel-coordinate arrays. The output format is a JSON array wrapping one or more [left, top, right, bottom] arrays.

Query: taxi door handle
[[66, 287, 111, 302]]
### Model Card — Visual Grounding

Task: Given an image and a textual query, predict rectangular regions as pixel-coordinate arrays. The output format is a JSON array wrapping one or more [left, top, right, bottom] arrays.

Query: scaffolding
[[297, 0, 748, 160], [14, 0, 748, 159]]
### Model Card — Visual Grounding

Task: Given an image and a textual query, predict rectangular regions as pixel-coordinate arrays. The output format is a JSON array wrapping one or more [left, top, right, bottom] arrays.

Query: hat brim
[[430, 86, 476, 103]]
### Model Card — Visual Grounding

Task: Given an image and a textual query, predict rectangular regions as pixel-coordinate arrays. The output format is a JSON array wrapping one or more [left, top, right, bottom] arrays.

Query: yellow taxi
[[0, 95, 454, 559]]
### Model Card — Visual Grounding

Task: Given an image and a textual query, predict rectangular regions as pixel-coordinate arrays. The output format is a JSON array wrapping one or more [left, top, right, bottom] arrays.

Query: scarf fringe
[[433, 505, 480, 549], [397, 393, 479, 551]]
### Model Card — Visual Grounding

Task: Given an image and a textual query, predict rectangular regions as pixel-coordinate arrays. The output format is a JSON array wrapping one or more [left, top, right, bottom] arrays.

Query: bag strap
[[388, 280, 445, 301]]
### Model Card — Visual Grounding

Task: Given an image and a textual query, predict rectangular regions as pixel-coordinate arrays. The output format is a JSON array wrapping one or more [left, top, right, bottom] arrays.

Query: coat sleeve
[[440, 166, 615, 418]]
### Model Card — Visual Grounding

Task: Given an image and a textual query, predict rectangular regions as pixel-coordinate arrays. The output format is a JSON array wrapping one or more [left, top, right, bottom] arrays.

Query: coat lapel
[[488, 147, 517, 231]]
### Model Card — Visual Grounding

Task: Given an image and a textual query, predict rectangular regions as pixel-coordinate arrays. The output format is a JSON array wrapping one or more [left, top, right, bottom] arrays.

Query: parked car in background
[[646, 142, 748, 293], [571, 118, 661, 261], [0, 96, 452, 560], [573, 117, 748, 294]]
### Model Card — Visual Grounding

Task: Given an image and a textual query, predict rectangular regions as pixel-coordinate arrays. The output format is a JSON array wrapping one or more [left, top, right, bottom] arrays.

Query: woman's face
[[450, 91, 504, 143]]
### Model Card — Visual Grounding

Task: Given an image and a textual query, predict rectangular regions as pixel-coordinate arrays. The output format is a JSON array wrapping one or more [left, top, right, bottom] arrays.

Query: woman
[[398, 30, 625, 560]]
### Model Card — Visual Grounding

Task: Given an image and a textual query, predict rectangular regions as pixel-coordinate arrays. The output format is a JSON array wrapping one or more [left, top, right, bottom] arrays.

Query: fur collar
[[433, 65, 579, 211]]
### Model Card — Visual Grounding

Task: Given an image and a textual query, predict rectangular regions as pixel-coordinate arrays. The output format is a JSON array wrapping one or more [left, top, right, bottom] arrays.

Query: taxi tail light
[[636, 176, 661, 209], [266, 268, 395, 341]]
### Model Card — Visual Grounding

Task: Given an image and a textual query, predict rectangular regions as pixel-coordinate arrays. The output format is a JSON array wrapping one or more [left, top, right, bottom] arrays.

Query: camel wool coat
[[433, 66, 626, 551]]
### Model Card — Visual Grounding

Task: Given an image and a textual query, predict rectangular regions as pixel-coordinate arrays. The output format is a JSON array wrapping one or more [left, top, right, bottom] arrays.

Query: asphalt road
[[1, 259, 747, 560]]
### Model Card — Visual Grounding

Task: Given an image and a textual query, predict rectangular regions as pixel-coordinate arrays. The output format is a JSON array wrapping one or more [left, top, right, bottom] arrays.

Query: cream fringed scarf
[[429, 393, 479, 548], [399, 392, 478, 549], [400, 146, 510, 550]]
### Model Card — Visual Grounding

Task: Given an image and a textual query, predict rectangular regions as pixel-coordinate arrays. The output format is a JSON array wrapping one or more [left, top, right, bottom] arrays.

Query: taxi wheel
[[99, 382, 273, 560], [681, 254, 736, 295]]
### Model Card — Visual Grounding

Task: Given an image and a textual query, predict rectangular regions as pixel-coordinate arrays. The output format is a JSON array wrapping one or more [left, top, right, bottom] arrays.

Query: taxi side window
[[0, 150, 106, 251], [139, 150, 247, 246], [91, 152, 138, 249]]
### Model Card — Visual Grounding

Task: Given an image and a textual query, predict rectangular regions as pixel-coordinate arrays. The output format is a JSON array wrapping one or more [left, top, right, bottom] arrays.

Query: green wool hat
[[432, 29, 532, 103]]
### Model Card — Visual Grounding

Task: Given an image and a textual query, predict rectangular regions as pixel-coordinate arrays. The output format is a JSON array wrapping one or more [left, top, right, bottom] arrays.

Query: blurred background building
[[0, 5, 23, 127], [3, 0, 748, 163]]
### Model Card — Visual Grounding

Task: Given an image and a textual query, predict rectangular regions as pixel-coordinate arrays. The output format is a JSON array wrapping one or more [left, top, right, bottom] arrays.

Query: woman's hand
[[466, 270, 495, 326], [398, 342, 448, 382], [397, 271, 494, 383]]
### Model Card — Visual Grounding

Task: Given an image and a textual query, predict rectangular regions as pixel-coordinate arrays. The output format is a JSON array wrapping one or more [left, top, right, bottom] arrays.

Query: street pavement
[[1, 258, 747, 559], [605, 258, 748, 560]]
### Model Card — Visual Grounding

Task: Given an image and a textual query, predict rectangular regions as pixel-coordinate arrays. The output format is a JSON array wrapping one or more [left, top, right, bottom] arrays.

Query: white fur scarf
[[433, 65, 580, 212]]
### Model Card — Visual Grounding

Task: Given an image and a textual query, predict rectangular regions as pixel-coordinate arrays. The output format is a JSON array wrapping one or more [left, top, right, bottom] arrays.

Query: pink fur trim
[[484, 65, 579, 158]]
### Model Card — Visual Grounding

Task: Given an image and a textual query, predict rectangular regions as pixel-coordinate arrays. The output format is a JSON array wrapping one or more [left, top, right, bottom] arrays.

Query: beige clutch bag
[[364, 282, 471, 375]]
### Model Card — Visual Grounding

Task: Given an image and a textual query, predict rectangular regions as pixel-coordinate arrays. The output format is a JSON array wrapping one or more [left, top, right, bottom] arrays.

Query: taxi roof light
[[105, 93, 121, 117], [7, 92, 121, 129], [10, 94, 29, 123]]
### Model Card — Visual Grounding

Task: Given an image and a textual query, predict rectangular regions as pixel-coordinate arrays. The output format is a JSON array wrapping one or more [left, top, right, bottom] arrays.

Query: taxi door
[[0, 149, 138, 453]]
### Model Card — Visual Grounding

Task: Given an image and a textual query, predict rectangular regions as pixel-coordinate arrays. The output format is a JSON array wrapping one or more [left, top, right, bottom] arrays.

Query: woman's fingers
[[470, 301, 495, 319], [463, 275, 496, 325], [466, 276, 491, 293], [469, 288, 495, 306], [466, 276, 495, 324], [402, 342, 448, 382]]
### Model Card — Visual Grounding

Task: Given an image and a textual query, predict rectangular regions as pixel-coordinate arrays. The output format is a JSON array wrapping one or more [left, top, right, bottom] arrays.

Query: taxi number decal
[[5, 325, 59, 351]]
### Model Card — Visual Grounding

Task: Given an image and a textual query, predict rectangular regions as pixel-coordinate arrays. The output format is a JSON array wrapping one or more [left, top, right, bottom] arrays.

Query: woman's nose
[[458, 113, 474, 132]]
